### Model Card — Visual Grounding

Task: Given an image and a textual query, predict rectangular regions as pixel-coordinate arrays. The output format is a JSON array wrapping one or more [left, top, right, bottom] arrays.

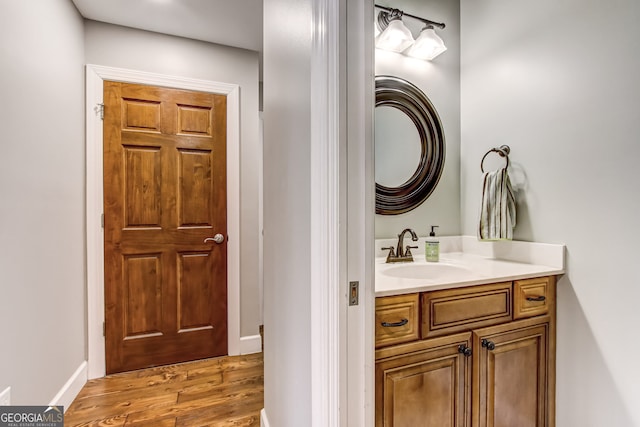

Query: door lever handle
[[204, 234, 225, 244]]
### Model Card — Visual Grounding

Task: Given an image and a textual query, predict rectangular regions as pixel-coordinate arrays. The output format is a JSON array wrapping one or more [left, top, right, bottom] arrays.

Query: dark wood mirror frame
[[375, 75, 445, 215]]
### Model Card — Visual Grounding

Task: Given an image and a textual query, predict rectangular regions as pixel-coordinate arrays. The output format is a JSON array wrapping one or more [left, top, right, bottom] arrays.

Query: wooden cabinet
[[376, 333, 472, 427], [473, 317, 551, 427], [375, 276, 556, 427]]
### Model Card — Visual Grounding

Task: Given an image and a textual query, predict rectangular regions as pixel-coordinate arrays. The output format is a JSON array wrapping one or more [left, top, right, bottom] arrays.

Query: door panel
[[123, 253, 163, 339], [473, 319, 549, 427], [104, 81, 227, 374], [178, 149, 213, 226], [177, 252, 215, 331], [123, 146, 162, 227], [376, 333, 472, 427]]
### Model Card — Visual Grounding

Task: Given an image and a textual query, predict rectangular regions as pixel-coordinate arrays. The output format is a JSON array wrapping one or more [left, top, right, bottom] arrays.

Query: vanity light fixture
[[375, 4, 447, 60], [375, 9, 414, 53], [406, 25, 447, 60]]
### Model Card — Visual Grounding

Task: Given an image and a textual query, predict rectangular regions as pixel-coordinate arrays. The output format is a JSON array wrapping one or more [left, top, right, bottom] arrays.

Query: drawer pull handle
[[526, 295, 546, 302], [481, 339, 496, 351], [381, 318, 409, 328]]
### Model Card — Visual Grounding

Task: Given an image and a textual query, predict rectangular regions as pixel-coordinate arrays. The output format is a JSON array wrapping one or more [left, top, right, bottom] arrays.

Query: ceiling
[[71, 0, 263, 53]]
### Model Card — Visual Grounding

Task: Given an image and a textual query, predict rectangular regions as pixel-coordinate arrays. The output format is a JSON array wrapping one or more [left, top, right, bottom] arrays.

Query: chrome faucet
[[382, 228, 419, 263]]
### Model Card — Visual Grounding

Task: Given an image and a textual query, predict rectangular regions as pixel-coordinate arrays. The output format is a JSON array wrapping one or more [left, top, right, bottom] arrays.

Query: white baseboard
[[260, 408, 270, 427], [49, 361, 87, 411], [239, 334, 262, 355]]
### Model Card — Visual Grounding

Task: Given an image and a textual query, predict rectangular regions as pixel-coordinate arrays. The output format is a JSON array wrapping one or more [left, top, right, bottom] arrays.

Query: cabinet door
[[473, 317, 551, 427], [376, 333, 472, 427]]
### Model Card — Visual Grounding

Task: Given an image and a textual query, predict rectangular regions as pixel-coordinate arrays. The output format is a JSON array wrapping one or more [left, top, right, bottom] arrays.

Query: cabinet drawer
[[422, 282, 512, 338], [375, 294, 420, 348], [514, 277, 553, 319]]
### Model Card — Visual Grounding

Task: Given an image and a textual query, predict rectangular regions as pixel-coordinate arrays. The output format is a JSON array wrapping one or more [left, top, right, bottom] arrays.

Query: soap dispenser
[[425, 226, 440, 262]]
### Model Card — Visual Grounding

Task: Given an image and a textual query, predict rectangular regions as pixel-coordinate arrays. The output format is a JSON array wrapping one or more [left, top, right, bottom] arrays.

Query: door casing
[[85, 64, 241, 379]]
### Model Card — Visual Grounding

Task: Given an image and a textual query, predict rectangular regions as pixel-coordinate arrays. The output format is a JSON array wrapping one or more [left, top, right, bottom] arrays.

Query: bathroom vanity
[[374, 237, 564, 427]]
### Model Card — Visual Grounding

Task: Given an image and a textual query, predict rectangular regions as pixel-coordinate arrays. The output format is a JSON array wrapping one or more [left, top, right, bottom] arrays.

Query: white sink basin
[[380, 262, 471, 280]]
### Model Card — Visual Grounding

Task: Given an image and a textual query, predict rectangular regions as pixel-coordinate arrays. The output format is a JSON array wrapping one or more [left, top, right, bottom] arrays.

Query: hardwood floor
[[64, 353, 263, 427]]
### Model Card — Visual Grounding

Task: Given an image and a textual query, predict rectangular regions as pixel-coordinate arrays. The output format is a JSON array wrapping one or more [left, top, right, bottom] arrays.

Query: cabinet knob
[[481, 339, 496, 351], [458, 344, 472, 357]]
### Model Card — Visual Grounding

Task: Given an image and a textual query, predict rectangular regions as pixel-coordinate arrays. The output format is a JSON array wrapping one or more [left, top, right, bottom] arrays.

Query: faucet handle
[[405, 245, 418, 257], [381, 246, 396, 262]]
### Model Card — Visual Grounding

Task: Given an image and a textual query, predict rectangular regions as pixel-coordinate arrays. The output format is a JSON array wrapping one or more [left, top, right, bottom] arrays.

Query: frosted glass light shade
[[375, 19, 414, 53], [406, 27, 447, 60]]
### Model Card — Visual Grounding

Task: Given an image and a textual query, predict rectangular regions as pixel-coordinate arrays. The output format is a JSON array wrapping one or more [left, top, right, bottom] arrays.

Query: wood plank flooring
[[64, 353, 263, 427]]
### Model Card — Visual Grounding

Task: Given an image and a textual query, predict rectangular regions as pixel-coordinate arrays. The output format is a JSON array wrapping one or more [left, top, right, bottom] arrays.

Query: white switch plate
[[0, 387, 10, 405]]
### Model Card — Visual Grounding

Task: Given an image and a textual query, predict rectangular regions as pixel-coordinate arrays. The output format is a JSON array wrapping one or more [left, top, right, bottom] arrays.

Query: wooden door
[[103, 81, 228, 374], [473, 318, 550, 427], [375, 333, 472, 427]]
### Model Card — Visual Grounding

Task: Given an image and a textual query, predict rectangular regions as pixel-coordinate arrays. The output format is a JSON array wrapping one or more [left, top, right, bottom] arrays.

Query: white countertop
[[375, 236, 565, 297]]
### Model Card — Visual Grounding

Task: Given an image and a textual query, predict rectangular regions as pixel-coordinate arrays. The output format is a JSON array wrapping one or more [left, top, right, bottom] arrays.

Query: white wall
[[0, 0, 86, 405], [262, 0, 312, 424], [375, 0, 460, 239], [84, 21, 262, 338], [460, 0, 640, 425]]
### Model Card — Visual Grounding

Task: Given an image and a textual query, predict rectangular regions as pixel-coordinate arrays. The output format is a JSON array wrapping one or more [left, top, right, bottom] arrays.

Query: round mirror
[[375, 75, 446, 215], [375, 106, 422, 187]]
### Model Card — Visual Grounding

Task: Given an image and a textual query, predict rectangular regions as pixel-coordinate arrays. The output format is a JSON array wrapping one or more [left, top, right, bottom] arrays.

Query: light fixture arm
[[374, 4, 445, 30]]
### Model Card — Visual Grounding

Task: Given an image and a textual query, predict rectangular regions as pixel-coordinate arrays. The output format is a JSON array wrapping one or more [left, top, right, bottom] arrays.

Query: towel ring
[[480, 145, 510, 173]]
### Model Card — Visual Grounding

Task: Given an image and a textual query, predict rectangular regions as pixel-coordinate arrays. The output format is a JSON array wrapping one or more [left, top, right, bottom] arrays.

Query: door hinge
[[101, 213, 104, 228], [103, 321, 106, 337], [95, 103, 104, 120], [349, 281, 359, 306]]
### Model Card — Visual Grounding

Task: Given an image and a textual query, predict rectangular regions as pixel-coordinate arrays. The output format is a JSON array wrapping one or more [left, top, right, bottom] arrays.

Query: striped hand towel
[[478, 167, 516, 240]]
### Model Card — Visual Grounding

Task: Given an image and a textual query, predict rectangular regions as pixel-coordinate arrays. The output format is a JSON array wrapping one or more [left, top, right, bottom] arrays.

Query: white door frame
[[309, 0, 374, 426], [85, 64, 241, 379], [344, 0, 375, 425]]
